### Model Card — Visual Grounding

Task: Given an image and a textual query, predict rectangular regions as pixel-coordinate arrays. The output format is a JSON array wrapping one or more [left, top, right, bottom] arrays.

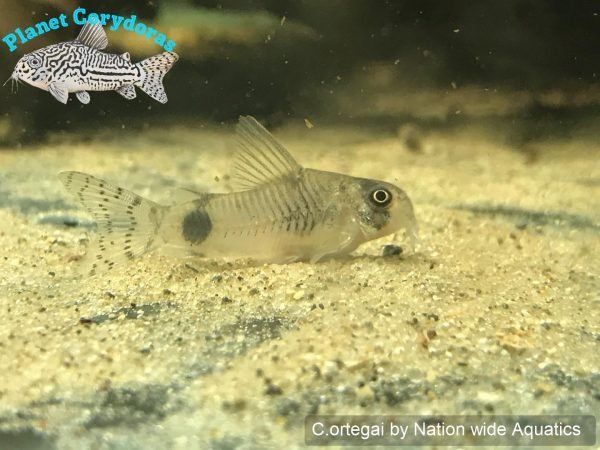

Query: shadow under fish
[[5, 22, 178, 104]]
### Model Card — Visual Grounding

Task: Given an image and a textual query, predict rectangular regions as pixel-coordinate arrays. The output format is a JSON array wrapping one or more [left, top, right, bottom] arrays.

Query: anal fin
[[117, 84, 136, 100]]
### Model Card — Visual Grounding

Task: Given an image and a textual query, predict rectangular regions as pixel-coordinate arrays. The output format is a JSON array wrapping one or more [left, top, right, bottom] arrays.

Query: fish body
[[60, 116, 417, 274], [162, 169, 404, 262], [8, 23, 178, 104]]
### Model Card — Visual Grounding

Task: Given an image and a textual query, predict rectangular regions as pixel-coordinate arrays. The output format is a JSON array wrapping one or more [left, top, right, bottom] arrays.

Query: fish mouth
[[3, 72, 21, 93]]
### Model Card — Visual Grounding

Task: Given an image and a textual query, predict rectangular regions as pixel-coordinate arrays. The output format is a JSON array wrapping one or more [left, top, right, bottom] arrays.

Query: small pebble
[[139, 344, 153, 354], [265, 383, 283, 396], [356, 384, 375, 406], [382, 245, 403, 257], [276, 398, 301, 417], [222, 398, 247, 411], [322, 361, 339, 379]]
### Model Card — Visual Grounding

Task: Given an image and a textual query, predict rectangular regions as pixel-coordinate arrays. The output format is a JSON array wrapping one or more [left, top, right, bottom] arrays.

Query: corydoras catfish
[[60, 116, 417, 275], [6, 22, 178, 104]]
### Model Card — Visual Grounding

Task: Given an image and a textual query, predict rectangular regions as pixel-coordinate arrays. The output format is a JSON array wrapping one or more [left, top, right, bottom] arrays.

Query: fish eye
[[28, 56, 42, 69], [369, 188, 392, 207]]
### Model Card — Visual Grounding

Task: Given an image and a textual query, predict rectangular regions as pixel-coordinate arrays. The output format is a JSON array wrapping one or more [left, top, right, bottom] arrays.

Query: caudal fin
[[134, 52, 179, 103], [59, 171, 167, 275]]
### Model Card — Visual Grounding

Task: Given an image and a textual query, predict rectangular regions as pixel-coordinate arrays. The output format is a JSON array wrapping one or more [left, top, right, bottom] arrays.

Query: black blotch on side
[[182, 208, 212, 244]]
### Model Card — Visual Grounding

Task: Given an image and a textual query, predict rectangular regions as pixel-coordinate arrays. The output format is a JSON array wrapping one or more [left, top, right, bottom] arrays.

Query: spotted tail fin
[[59, 171, 167, 275], [134, 52, 179, 104]]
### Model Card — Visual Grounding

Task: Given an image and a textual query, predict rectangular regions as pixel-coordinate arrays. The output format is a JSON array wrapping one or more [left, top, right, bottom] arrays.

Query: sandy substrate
[[0, 120, 598, 449]]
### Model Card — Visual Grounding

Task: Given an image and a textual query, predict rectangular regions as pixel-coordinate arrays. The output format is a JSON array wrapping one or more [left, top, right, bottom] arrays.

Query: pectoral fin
[[116, 84, 136, 100], [48, 82, 69, 104], [75, 91, 90, 104]]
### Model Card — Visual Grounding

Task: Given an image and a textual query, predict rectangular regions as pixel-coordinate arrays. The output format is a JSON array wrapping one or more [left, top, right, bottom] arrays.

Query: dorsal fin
[[76, 22, 108, 50], [233, 116, 302, 191]]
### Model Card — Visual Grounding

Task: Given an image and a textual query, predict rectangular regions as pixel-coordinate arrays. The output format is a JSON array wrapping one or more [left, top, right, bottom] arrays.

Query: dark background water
[[1, 0, 599, 145]]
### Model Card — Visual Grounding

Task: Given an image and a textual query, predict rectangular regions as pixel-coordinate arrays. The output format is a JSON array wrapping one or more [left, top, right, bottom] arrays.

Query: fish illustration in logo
[[60, 116, 417, 275], [6, 22, 178, 104]]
